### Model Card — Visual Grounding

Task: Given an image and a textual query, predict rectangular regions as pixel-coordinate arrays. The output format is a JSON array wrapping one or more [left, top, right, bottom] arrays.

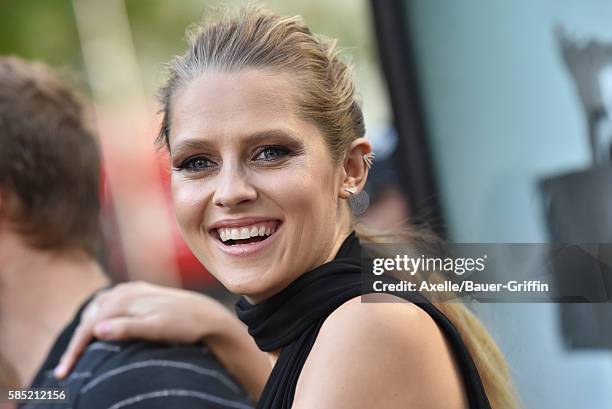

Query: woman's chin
[[222, 275, 288, 303], [228, 286, 269, 304], [217, 271, 273, 298]]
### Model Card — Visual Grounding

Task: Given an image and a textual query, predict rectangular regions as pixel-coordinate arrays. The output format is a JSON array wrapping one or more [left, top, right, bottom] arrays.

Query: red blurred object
[[99, 150, 217, 289]]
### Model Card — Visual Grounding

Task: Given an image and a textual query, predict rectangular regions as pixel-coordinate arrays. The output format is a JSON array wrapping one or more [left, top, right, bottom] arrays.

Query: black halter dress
[[235, 231, 492, 409]]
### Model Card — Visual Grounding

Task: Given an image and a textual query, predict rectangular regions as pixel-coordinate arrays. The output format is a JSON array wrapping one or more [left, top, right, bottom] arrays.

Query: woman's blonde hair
[[157, 5, 519, 408], [353, 221, 520, 409], [157, 4, 363, 155]]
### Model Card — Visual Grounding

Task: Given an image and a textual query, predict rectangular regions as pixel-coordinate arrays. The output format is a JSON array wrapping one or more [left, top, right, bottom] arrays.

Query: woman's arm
[[54, 282, 271, 402], [293, 294, 468, 409]]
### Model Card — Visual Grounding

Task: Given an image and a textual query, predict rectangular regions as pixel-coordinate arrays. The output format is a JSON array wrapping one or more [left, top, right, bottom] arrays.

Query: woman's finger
[[53, 317, 96, 379], [93, 316, 164, 341], [53, 294, 122, 378]]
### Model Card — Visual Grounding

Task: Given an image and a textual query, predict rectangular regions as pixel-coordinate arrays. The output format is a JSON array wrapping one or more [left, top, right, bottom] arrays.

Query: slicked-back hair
[[156, 5, 365, 161]]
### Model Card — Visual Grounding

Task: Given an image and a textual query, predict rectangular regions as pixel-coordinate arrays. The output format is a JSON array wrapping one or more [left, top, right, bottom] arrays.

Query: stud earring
[[363, 152, 375, 169], [344, 186, 358, 195]]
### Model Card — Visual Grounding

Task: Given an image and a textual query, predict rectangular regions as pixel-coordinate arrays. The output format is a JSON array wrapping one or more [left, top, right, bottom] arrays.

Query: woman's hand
[[54, 281, 271, 401]]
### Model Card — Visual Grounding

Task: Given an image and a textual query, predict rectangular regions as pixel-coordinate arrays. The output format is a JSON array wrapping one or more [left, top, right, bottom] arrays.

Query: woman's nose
[[212, 165, 257, 208]]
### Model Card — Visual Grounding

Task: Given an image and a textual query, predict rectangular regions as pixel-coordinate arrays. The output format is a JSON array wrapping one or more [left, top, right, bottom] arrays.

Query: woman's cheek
[[171, 178, 208, 234]]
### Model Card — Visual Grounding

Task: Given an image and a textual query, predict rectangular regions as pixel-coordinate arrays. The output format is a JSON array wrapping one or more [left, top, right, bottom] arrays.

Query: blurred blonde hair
[[353, 221, 520, 409], [157, 5, 520, 408]]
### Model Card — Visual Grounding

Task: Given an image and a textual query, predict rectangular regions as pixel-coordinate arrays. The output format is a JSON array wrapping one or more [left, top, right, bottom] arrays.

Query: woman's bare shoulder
[[293, 294, 468, 409]]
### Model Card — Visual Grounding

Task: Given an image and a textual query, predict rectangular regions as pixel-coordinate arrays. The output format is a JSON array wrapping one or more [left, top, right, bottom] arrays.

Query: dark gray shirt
[[19, 297, 254, 409]]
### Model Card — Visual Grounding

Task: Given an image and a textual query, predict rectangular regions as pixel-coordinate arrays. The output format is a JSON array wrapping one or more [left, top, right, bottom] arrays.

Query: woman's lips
[[211, 220, 283, 257], [215, 220, 280, 242]]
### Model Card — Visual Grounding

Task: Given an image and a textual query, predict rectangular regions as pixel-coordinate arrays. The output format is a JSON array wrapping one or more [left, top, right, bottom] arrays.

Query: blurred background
[[3, 0, 612, 407]]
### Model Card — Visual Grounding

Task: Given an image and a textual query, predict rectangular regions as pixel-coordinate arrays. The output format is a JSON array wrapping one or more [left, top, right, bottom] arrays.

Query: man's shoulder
[[69, 340, 253, 409]]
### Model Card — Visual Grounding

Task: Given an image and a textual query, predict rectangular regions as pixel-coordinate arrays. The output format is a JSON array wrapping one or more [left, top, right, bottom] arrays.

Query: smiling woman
[[167, 68, 353, 302], [56, 5, 519, 409]]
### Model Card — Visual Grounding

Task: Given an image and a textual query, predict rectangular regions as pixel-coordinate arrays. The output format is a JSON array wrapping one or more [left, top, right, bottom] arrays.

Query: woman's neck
[[267, 348, 282, 367]]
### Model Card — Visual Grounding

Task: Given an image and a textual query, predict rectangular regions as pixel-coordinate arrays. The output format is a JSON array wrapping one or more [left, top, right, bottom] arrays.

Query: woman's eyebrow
[[170, 139, 215, 158], [171, 129, 303, 156], [244, 128, 303, 145]]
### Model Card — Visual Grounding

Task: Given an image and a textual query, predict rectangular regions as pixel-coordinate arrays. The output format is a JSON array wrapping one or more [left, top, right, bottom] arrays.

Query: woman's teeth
[[218, 223, 277, 242]]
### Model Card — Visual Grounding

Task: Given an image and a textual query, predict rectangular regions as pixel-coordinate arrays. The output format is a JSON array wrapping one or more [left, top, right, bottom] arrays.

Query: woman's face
[[169, 70, 351, 302]]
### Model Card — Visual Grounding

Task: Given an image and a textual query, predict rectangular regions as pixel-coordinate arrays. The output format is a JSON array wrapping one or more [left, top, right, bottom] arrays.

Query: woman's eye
[[179, 156, 214, 172], [255, 146, 290, 162]]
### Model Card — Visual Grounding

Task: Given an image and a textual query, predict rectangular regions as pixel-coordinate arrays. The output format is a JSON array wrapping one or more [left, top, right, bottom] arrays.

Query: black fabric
[[236, 231, 492, 409], [21, 292, 254, 409]]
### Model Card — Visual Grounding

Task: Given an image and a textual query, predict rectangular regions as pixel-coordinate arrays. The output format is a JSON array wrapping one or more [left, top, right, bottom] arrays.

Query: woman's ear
[[339, 137, 372, 199]]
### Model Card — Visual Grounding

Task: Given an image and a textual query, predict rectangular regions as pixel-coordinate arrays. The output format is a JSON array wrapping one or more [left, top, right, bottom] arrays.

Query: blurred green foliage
[[0, 0, 388, 123], [0, 0, 372, 84], [0, 0, 83, 67]]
